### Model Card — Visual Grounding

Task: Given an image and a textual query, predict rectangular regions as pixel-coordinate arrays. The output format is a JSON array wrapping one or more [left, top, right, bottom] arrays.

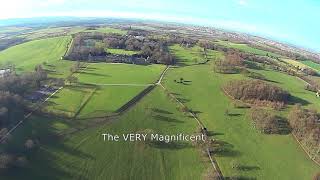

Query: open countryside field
[[169, 44, 223, 65], [162, 46, 320, 179], [83, 27, 127, 35], [2, 87, 209, 180], [77, 86, 145, 119], [302, 60, 320, 72], [44, 85, 96, 118], [45, 63, 165, 119], [215, 40, 280, 57], [0, 36, 74, 78], [76, 63, 165, 85]]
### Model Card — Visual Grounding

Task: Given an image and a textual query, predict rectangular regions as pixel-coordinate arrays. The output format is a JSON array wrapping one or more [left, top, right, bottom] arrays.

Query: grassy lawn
[[0, 36, 74, 78], [76, 63, 165, 84], [215, 40, 280, 57], [169, 44, 223, 66], [1, 87, 209, 180], [77, 86, 145, 119], [162, 48, 320, 179], [44, 85, 95, 118], [106, 48, 140, 56]]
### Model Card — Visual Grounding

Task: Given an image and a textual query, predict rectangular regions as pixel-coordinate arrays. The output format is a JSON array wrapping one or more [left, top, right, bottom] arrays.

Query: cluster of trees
[[66, 31, 174, 65], [0, 66, 48, 172], [249, 107, 290, 134], [0, 65, 48, 131], [224, 80, 290, 103], [213, 50, 244, 74], [288, 105, 320, 162], [0, 138, 37, 171], [66, 32, 107, 60]]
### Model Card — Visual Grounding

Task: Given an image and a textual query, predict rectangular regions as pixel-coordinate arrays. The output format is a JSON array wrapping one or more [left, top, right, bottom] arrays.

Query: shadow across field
[[148, 141, 193, 150], [288, 95, 310, 106], [151, 108, 173, 114], [152, 114, 184, 123], [212, 140, 241, 157], [78, 71, 111, 77]]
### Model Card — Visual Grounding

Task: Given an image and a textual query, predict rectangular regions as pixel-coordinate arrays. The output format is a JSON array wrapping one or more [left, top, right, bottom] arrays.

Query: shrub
[[249, 107, 290, 134], [288, 105, 320, 161]]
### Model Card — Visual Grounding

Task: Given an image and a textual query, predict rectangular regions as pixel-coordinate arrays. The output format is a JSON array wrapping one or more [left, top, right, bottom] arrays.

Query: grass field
[[77, 86, 145, 119], [44, 85, 95, 118], [44, 63, 165, 119], [2, 87, 209, 180], [106, 48, 140, 55], [301, 60, 320, 72], [216, 40, 280, 57], [84, 27, 127, 35], [0, 36, 74, 78], [162, 48, 320, 179], [76, 63, 165, 84], [169, 44, 223, 66]]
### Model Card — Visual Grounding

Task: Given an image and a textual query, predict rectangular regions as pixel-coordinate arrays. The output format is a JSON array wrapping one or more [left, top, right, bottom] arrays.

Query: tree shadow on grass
[[170, 92, 181, 96], [151, 108, 173, 114], [207, 131, 224, 137], [225, 176, 257, 180], [152, 115, 184, 123], [288, 95, 310, 106], [148, 141, 193, 150], [176, 97, 190, 103], [213, 140, 241, 157], [4, 115, 94, 180], [237, 165, 261, 171], [244, 61, 263, 70], [78, 71, 111, 77]]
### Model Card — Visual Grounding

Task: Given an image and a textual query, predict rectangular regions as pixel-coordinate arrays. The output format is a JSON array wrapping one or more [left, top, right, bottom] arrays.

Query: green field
[[2, 87, 209, 180], [0, 36, 74, 78], [107, 48, 140, 55], [44, 85, 95, 118], [169, 44, 223, 66], [77, 86, 145, 119], [76, 63, 165, 84], [162, 48, 320, 179], [301, 60, 320, 72], [84, 27, 127, 35], [44, 63, 165, 119], [216, 40, 280, 57]]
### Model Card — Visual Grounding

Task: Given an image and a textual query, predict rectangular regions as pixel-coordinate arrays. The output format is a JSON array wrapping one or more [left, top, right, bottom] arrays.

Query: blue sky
[[0, 0, 319, 52]]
